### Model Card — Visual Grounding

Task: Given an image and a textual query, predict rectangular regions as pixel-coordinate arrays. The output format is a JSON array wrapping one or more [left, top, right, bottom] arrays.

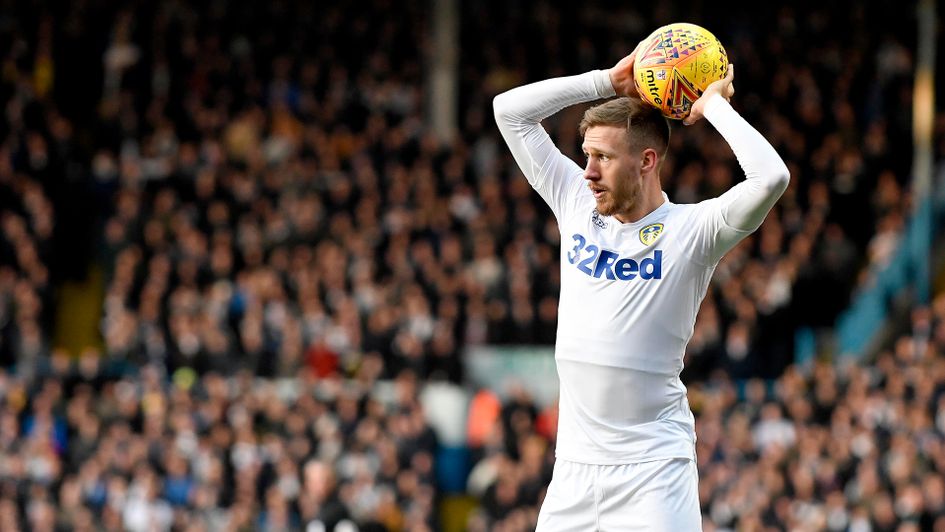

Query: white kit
[[495, 69, 788, 467]]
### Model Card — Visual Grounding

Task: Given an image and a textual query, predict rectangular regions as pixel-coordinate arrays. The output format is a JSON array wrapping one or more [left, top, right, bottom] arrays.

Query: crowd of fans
[[0, 0, 941, 530], [0, 355, 439, 531]]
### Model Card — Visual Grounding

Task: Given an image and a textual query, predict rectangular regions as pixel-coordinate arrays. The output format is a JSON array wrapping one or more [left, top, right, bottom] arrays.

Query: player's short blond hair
[[579, 97, 670, 160]]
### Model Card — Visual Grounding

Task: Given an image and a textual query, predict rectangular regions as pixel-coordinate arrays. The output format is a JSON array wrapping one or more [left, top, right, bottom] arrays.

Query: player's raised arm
[[493, 52, 636, 218], [684, 65, 791, 263]]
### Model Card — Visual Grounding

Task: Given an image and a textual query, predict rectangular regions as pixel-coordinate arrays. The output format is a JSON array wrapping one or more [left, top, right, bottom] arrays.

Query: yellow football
[[633, 23, 729, 119]]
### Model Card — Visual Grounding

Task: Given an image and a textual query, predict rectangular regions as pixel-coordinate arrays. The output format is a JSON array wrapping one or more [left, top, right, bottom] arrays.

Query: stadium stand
[[0, 0, 942, 530]]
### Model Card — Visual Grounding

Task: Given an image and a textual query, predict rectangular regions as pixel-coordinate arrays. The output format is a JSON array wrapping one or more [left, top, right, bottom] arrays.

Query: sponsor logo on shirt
[[567, 233, 663, 280], [640, 223, 664, 246]]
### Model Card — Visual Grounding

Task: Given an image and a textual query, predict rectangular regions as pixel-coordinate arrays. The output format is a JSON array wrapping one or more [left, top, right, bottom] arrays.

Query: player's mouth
[[591, 188, 606, 199]]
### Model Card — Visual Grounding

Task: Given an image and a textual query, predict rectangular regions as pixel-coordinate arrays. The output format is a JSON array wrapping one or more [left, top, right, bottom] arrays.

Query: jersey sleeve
[[683, 94, 791, 266], [493, 70, 616, 220]]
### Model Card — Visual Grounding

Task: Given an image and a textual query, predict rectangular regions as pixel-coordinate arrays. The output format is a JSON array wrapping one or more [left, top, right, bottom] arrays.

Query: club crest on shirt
[[639, 223, 664, 246], [591, 209, 608, 229]]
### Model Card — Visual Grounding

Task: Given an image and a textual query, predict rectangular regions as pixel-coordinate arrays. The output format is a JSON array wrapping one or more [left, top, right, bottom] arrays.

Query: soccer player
[[493, 46, 789, 529]]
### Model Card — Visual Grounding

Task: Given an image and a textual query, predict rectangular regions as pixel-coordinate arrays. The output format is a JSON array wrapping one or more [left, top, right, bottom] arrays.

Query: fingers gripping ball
[[633, 23, 728, 119]]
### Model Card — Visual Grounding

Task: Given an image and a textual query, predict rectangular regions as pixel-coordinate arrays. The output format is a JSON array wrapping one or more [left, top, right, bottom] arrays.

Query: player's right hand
[[683, 64, 735, 126], [608, 42, 642, 98]]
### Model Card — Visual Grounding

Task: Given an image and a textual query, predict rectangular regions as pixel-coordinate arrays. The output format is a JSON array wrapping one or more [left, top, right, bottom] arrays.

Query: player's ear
[[641, 148, 659, 173]]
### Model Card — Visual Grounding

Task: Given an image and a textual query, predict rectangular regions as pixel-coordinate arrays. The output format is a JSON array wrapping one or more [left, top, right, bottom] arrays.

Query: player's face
[[581, 126, 641, 221]]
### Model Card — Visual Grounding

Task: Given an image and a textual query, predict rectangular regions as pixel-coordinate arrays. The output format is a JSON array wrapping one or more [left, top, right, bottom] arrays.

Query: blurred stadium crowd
[[0, 0, 942, 530]]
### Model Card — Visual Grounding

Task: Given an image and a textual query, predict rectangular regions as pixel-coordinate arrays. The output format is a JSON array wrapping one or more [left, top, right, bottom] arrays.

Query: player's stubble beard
[[595, 170, 641, 219]]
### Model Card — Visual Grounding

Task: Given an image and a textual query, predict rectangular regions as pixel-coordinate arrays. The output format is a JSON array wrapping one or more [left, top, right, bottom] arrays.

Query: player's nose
[[583, 161, 600, 181]]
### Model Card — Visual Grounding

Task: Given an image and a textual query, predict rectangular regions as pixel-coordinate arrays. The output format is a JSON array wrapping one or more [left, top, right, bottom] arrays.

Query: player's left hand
[[608, 42, 643, 98], [683, 64, 735, 126]]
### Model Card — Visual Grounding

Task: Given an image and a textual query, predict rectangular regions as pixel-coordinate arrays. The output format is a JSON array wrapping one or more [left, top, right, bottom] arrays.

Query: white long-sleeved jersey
[[493, 70, 789, 464]]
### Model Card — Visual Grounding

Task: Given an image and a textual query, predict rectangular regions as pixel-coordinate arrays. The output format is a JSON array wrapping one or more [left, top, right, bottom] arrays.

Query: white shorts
[[536, 457, 702, 531]]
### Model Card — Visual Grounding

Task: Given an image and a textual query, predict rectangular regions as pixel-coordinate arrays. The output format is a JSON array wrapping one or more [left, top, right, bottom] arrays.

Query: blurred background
[[1, 0, 944, 530]]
